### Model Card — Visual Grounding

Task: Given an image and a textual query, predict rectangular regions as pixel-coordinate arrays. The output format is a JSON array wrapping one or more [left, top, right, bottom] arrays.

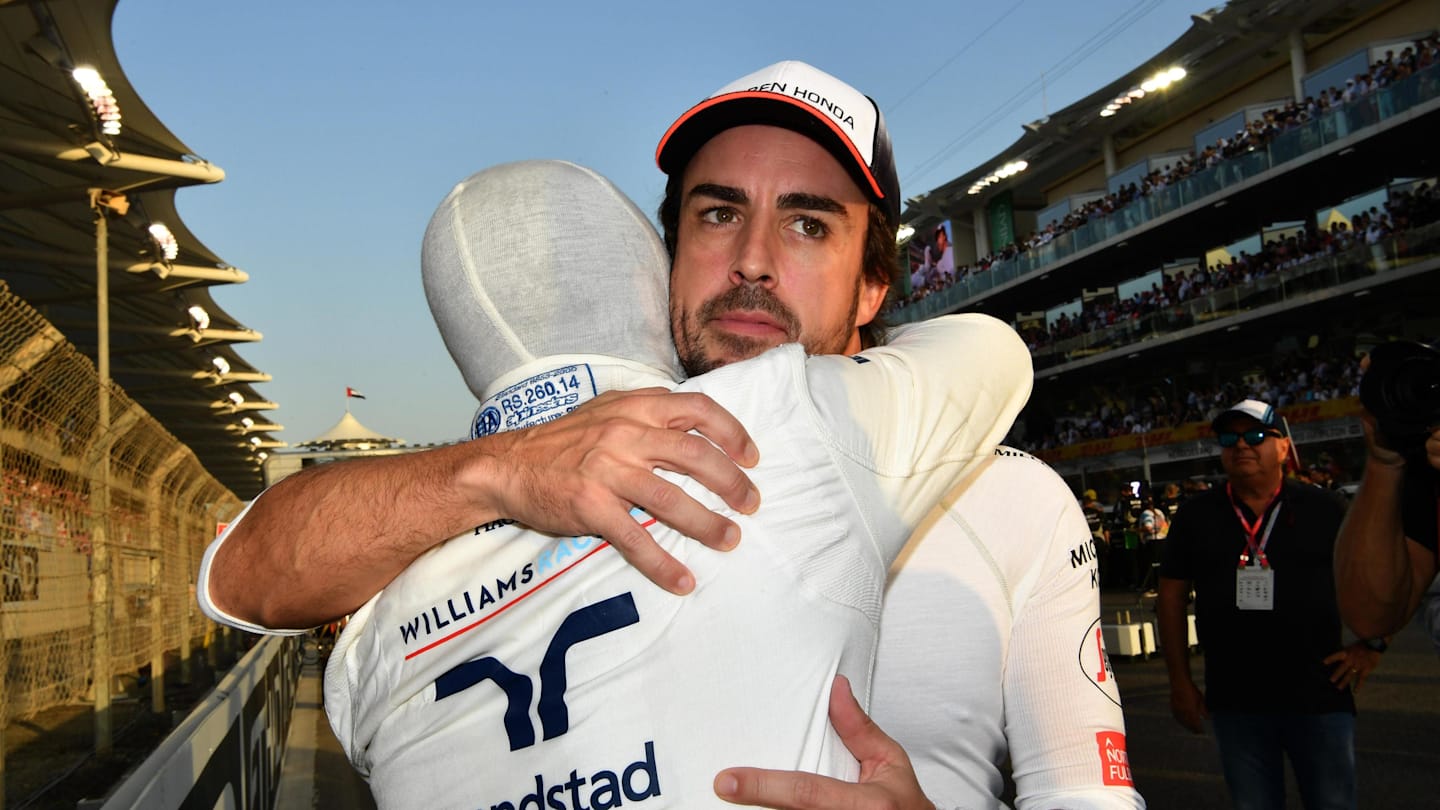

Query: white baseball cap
[[655, 60, 901, 230]]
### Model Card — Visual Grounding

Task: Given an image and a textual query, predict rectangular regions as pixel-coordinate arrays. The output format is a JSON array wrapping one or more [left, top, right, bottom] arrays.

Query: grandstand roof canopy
[[902, 0, 1412, 228], [0, 0, 280, 497]]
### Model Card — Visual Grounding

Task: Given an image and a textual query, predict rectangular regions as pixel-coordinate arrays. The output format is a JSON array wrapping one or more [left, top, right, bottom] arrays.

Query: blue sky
[[111, 0, 1196, 446]]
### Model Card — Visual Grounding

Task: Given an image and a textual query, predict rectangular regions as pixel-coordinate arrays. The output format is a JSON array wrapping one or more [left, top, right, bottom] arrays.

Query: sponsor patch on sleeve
[[1078, 617, 1121, 708], [1096, 731, 1134, 787]]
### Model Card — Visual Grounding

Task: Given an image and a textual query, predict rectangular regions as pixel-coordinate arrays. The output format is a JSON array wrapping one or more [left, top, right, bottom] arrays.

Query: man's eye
[[787, 217, 828, 238], [700, 207, 737, 224]]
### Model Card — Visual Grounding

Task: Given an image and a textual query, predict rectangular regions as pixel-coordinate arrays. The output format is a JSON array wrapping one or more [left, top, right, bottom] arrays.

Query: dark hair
[[659, 172, 897, 349]]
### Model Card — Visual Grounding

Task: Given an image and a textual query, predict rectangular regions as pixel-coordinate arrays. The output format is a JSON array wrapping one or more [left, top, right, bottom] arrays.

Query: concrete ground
[[1095, 588, 1440, 809], [274, 644, 375, 810]]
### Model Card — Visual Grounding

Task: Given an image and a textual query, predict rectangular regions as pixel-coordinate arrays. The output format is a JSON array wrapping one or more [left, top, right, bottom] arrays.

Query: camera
[[1360, 340, 1440, 463]]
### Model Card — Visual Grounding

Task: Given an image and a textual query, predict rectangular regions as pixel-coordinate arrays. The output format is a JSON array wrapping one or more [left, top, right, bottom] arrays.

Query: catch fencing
[[0, 279, 239, 740]]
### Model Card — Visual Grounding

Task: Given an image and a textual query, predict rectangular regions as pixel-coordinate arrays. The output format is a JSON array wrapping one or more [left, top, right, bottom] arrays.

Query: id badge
[[1236, 568, 1275, 611]]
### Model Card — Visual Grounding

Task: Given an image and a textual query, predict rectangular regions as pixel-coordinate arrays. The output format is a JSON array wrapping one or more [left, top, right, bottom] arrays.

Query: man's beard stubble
[[672, 281, 862, 377]]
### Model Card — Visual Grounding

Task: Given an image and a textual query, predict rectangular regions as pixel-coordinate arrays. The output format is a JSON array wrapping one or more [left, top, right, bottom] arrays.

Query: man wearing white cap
[[1158, 399, 1376, 809], [653, 60, 1142, 810]]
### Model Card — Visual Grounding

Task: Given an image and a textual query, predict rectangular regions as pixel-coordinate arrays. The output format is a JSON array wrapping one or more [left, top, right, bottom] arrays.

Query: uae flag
[[346, 387, 366, 400]]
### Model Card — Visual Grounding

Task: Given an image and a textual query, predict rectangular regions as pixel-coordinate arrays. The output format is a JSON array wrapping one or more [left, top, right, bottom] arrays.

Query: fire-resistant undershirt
[[311, 314, 1028, 810], [871, 448, 1145, 809]]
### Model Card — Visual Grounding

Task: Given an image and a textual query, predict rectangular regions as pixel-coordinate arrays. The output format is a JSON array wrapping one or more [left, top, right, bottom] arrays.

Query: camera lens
[[1361, 341, 1440, 453]]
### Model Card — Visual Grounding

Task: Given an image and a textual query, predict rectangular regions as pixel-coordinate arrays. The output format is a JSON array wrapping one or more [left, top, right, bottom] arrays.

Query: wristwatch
[[1362, 637, 1389, 653]]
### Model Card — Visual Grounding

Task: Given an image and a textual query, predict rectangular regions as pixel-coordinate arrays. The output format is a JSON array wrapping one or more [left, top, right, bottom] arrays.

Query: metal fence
[[0, 280, 240, 729], [1026, 219, 1440, 370]]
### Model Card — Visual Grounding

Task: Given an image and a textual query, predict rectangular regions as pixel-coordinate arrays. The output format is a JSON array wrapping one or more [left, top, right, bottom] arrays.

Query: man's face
[[669, 125, 887, 376], [1218, 416, 1289, 483]]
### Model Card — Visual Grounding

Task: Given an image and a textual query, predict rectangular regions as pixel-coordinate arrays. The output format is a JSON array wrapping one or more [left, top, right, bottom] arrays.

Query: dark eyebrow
[[686, 184, 849, 220], [687, 183, 748, 205], [777, 191, 849, 219]]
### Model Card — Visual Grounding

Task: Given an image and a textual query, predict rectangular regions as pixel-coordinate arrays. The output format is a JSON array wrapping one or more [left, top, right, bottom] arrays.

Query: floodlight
[[212, 356, 231, 376], [228, 392, 245, 405], [149, 223, 179, 261], [71, 67, 102, 90], [187, 305, 210, 330], [72, 65, 121, 137]]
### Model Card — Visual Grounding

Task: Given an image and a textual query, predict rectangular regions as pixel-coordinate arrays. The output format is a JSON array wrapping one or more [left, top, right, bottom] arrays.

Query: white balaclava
[[422, 160, 684, 424]]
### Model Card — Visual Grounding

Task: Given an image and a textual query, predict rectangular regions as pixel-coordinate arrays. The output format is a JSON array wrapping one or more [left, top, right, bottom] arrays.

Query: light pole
[[88, 189, 124, 756]]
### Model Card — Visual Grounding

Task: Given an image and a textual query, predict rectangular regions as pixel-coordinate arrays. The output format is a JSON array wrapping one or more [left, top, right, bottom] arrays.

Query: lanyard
[[1228, 482, 1283, 569]]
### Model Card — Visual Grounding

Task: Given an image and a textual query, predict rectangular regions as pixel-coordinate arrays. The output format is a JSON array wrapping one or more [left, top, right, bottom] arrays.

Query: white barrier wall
[[96, 635, 301, 810]]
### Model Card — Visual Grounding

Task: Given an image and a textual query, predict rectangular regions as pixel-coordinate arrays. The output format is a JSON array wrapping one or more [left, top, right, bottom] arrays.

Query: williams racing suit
[[307, 314, 1028, 809]]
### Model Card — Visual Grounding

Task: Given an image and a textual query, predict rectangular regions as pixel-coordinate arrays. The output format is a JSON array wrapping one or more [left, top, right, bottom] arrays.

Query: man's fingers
[[715, 767, 847, 809], [492, 388, 763, 595], [826, 675, 896, 768], [596, 508, 695, 595], [648, 429, 760, 515], [653, 392, 760, 468], [611, 466, 742, 553]]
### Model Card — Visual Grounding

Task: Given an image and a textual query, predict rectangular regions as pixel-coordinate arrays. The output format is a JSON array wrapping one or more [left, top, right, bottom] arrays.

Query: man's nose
[[730, 222, 777, 287]]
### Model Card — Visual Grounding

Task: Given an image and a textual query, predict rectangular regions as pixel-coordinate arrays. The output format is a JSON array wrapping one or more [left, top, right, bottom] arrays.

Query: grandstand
[[0, 0, 279, 800], [896, 0, 1440, 500], [0, 0, 283, 499]]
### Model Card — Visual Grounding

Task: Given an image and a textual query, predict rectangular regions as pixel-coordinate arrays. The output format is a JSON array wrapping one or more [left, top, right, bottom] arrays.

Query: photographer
[[1112, 484, 1144, 589], [1334, 342, 1440, 640]]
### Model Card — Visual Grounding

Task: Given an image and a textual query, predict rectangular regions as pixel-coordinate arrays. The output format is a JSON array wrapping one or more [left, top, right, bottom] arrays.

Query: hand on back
[[484, 388, 760, 594]]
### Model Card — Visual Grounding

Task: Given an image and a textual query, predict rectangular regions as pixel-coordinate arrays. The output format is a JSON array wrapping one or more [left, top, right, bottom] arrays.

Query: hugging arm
[[200, 388, 760, 631]]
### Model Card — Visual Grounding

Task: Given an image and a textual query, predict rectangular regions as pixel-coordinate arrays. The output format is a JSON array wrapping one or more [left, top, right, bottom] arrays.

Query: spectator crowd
[[894, 34, 1440, 312], [1019, 349, 1367, 453], [1015, 181, 1439, 352]]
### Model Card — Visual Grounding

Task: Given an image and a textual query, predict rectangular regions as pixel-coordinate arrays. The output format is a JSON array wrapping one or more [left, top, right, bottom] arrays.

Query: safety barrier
[[89, 635, 301, 809]]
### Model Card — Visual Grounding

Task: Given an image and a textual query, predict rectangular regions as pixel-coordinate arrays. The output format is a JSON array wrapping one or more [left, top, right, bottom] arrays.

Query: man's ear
[[855, 279, 889, 328]]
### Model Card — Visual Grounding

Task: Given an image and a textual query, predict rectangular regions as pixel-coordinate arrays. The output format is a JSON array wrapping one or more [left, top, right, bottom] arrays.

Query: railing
[[1027, 219, 1440, 370], [891, 62, 1440, 323]]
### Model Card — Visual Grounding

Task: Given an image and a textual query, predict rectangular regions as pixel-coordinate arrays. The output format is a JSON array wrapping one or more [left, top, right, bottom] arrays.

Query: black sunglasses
[[1217, 429, 1282, 448]]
